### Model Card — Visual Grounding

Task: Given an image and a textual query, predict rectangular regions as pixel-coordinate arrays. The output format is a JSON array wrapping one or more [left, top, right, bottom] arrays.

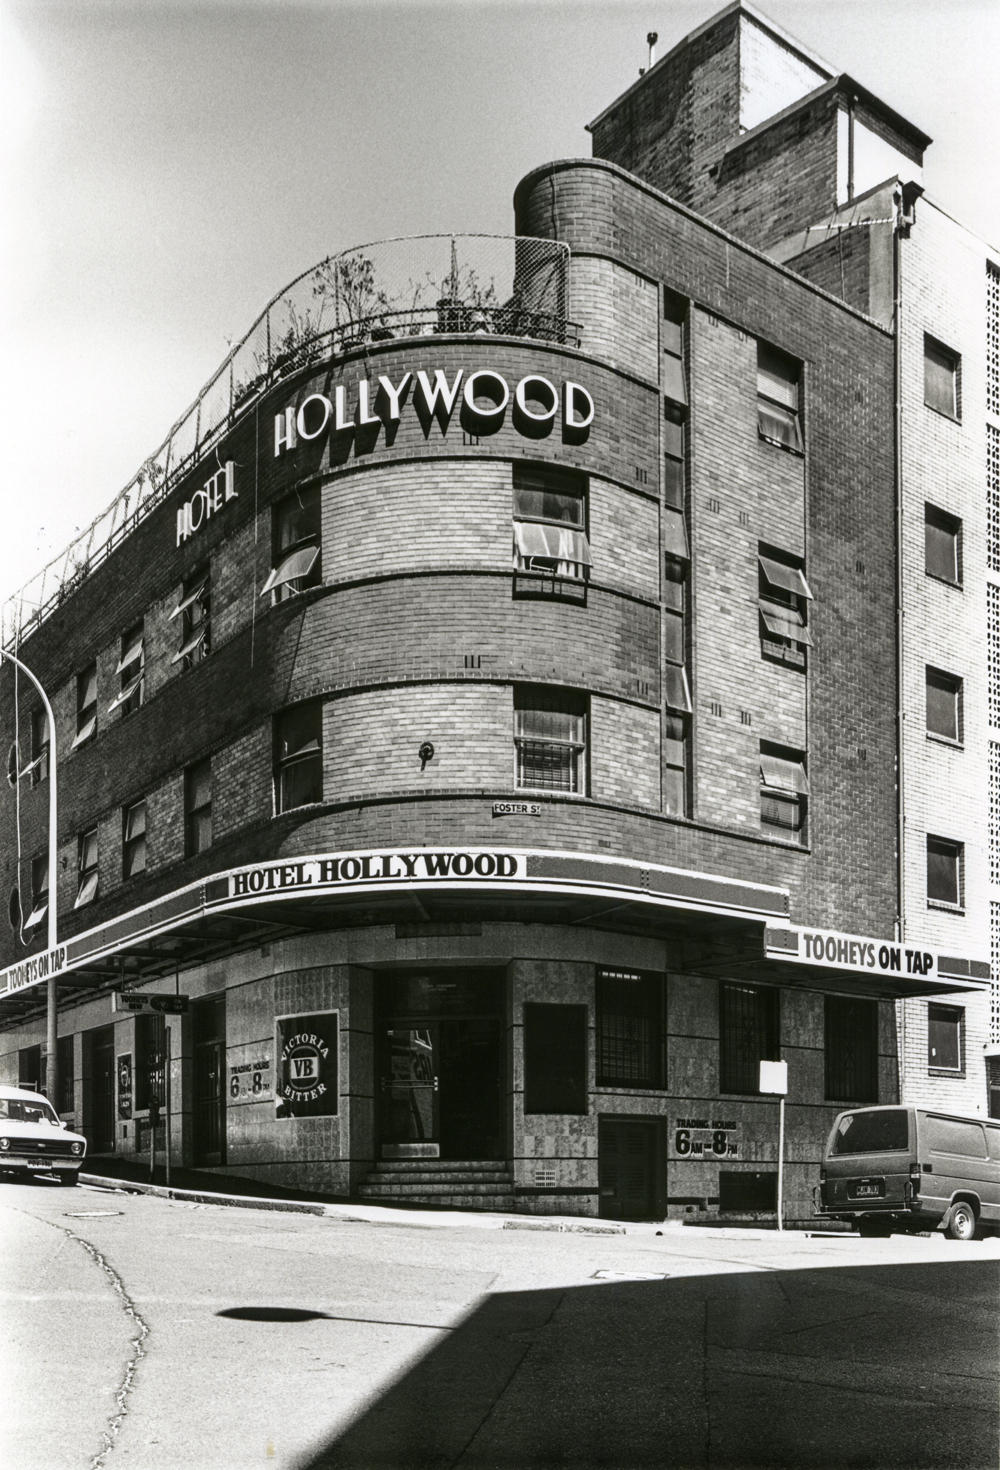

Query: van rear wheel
[[945, 1201, 977, 1241]]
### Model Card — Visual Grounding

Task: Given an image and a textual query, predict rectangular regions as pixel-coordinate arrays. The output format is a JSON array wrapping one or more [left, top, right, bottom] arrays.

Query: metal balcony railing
[[3, 235, 576, 648]]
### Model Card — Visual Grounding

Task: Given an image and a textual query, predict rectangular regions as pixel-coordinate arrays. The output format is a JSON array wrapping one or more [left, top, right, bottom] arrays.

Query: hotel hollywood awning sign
[[0, 847, 988, 1000]]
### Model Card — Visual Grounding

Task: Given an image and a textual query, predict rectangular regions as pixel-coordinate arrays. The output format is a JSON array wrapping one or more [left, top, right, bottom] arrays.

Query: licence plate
[[852, 1179, 884, 1198], [26, 1160, 51, 1170]]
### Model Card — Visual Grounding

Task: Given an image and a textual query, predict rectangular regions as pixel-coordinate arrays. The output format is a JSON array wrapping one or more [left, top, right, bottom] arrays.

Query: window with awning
[[512, 464, 590, 579], [760, 746, 808, 841], [757, 344, 803, 452], [111, 622, 144, 717], [262, 487, 322, 601], [759, 549, 813, 667]]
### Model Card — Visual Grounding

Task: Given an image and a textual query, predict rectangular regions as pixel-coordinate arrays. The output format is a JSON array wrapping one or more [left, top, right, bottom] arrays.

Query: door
[[381, 1025, 440, 1154], [439, 1019, 502, 1161], [91, 1027, 116, 1154], [192, 997, 226, 1167], [599, 1118, 658, 1220]]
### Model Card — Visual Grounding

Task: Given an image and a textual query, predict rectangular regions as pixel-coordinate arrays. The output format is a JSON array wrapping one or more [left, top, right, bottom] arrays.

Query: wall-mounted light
[[419, 742, 435, 771]]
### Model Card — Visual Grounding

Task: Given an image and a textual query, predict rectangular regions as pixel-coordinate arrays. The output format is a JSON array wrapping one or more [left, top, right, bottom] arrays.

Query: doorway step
[[358, 1159, 514, 1210]]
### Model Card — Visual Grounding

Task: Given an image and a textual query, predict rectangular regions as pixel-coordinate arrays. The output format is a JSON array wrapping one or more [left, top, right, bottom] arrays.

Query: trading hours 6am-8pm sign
[[275, 1011, 339, 1119]]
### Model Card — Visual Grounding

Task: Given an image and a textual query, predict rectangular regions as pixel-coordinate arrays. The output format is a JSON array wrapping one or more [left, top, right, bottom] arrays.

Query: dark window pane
[[513, 485, 585, 526], [825, 996, 878, 1102], [761, 792, 803, 832], [925, 507, 960, 583], [719, 1171, 777, 1212], [926, 670, 960, 740], [924, 338, 958, 416], [596, 969, 663, 1087], [927, 838, 960, 905], [277, 488, 321, 553], [524, 1003, 587, 1113], [664, 609, 684, 664], [516, 740, 579, 791], [830, 1109, 909, 1155], [720, 982, 779, 1094], [663, 454, 684, 508], [757, 346, 799, 409], [928, 1005, 962, 1069], [280, 753, 323, 811]]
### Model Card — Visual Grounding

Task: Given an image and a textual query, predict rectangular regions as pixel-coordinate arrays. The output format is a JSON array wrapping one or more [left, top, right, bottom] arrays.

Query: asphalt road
[[1, 1179, 997, 1470]]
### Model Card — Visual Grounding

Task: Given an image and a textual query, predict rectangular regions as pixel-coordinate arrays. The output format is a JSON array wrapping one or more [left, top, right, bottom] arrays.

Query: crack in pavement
[[52, 1226, 151, 1469]]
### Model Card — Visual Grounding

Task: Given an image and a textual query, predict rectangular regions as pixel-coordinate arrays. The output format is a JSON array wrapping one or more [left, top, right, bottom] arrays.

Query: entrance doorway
[[90, 1027, 115, 1154], [377, 970, 503, 1161], [599, 1117, 660, 1220], [192, 996, 226, 1167]]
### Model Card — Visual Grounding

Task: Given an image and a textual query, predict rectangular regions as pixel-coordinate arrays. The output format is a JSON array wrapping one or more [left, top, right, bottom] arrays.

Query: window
[[523, 1003, 588, 1113], [928, 1003, 963, 1072], [662, 291, 687, 406], [512, 464, 591, 580], [25, 856, 48, 934], [135, 1012, 166, 1110], [76, 828, 98, 908], [924, 334, 960, 419], [514, 686, 587, 793], [927, 836, 962, 908], [925, 504, 962, 585], [72, 663, 97, 749], [825, 996, 878, 1103], [171, 566, 210, 668], [760, 745, 808, 842], [719, 1171, 777, 1213], [663, 409, 689, 557], [30, 707, 49, 786], [596, 967, 664, 1088], [109, 622, 143, 718], [262, 487, 321, 601], [185, 759, 212, 856], [663, 713, 687, 816], [123, 800, 147, 879], [757, 344, 803, 452], [274, 703, 323, 812], [925, 667, 963, 743], [759, 548, 813, 669], [719, 982, 779, 1095], [19, 1044, 42, 1092]]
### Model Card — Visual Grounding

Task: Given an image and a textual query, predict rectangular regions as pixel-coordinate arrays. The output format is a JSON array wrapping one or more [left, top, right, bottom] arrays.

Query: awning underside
[[0, 887, 976, 1024]]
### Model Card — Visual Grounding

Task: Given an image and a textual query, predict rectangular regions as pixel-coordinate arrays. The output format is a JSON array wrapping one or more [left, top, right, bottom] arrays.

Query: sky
[[1, 0, 997, 616]]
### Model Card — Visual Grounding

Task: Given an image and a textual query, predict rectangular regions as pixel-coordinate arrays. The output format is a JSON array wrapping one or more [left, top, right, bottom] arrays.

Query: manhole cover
[[591, 1269, 668, 1281], [64, 1211, 124, 1218]]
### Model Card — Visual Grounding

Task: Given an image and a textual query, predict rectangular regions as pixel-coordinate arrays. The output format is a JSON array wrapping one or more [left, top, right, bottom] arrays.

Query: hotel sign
[[273, 368, 595, 455]]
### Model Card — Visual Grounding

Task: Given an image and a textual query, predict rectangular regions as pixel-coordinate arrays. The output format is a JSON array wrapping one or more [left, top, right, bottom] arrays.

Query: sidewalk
[[78, 1159, 849, 1238]]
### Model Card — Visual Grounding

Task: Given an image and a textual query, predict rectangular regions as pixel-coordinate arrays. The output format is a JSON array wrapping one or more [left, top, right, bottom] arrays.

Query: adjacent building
[[0, 2, 991, 1221]]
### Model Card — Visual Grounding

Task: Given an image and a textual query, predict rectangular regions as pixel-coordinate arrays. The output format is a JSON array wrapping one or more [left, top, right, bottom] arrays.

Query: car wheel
[[56, 1171, 78, 1188], [945, 1201, 977, 1241]]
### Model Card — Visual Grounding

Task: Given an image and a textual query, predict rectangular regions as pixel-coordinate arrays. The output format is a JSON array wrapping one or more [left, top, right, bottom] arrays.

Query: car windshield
[[0, 1097, 59, 1124], [831, 1109, 909, 1155]]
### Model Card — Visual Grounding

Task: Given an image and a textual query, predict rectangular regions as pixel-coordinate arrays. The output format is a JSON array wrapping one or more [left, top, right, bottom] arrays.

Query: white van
[[0, 1085, 88, 1185], [817, 1105, 1000, 1240]]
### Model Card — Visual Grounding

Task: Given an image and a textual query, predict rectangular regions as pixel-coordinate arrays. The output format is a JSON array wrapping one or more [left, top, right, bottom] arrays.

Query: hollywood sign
[[274, 369, 595, 455]]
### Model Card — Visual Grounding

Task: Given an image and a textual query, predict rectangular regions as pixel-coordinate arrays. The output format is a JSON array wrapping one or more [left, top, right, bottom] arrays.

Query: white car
[[0, 1085, 87, 1186]]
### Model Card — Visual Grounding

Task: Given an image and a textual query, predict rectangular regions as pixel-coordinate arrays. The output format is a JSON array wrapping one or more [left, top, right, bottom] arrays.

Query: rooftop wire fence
[[3, 235, 573, 648]]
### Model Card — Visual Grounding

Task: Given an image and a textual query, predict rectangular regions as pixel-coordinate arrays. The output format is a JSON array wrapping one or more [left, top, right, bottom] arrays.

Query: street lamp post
[[1, 650, 59, 1106]]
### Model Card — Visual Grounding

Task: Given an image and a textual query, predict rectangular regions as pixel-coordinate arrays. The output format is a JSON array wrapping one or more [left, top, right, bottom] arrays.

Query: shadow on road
[[295, 1257, 999, 1470]]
